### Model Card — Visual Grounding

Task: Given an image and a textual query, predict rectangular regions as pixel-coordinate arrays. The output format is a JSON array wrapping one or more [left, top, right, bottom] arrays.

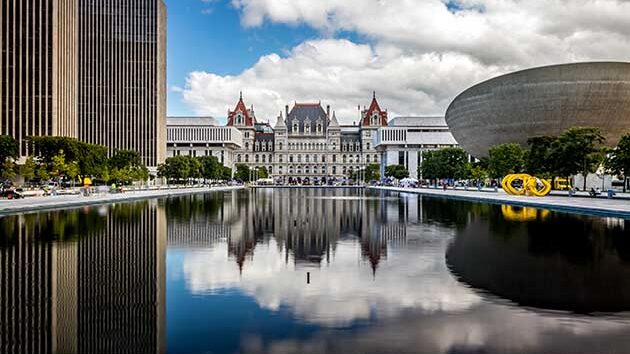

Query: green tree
[[488, 143, 525, 179], [221, 166, 232, 180], [109, 149, 142, 170], [385, 164, 409, 179], [79, 143, 109, 179], [198, 155, 222, 181], [66, 161, 80, 187], [20, 156, 36, 183], [549, 127, 606, 190], [234, 164, 251, 182], [36, 165, 50, 182], [1, 160, 16, 180], [109, 149, 148, 183], [525, 136, 556, 176], [471, 165, 488, 181], [605, 133, 630, 192], [51, 151, 68, 181], [364, 164, 380, 181], [0, 135, 19, 176], [186, 156, 202, 181], [257, 166, 269, 179], [130, 165, 149, 183], [420, 148, 471, 180], [169, 156, 192, 182]]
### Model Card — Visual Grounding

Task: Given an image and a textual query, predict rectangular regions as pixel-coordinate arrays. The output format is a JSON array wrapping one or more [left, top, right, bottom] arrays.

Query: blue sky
[[166, 0, 320, 116], [167, 0, 630, 124]]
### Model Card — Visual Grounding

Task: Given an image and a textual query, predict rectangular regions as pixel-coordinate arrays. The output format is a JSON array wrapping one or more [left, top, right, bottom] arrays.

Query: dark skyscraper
[[78, 0, 167, 167], [0, 0, 166, 167], [0, 0, 79, 156]]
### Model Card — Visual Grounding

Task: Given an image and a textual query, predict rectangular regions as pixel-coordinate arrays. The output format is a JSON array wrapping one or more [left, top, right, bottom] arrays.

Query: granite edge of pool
[[0, 186, 245, 216], [368, 186, 630, 219]]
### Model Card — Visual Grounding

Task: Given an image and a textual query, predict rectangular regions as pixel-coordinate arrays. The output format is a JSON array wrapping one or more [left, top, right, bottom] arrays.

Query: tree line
[[0, 135, 150, 186], [419, 127, 630, 191], [157, 155, 233, 183]]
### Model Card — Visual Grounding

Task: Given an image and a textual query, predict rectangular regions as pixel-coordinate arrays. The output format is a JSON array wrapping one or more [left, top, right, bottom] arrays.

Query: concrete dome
[[445, 62, 630, 158]]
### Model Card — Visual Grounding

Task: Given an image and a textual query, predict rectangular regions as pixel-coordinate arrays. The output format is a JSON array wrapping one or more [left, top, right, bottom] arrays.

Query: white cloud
[[178, 0, 630, 124], [181, 232, 481, 326]]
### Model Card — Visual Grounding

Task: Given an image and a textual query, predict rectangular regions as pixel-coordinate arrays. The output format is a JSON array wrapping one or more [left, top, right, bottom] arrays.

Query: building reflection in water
[[166, 188, 410, 275], [0, 201, 166, 354]]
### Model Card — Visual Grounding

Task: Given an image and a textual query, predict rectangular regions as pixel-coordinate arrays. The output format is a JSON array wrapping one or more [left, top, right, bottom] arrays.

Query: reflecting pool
[[1, 188, 630, 354]]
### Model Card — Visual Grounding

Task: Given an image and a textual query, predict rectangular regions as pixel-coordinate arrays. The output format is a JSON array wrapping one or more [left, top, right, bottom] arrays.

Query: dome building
[[445, 62, 630, 158]]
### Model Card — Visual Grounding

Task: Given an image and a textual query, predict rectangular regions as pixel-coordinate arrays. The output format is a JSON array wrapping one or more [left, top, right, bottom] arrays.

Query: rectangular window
[[398, 151, 405, 165]]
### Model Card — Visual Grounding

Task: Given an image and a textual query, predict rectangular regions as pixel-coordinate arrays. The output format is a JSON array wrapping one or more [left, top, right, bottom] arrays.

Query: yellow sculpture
[[501, 174, 552, 197], [501, 205, 550, 221]]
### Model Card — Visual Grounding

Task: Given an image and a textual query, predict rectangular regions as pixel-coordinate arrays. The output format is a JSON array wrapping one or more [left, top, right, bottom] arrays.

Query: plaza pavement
[[368, 186, 630, 218], [0, 185, 244, 215]]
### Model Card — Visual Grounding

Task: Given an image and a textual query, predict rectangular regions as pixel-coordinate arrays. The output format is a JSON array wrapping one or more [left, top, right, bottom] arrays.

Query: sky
[[166, 0, 630, 125]]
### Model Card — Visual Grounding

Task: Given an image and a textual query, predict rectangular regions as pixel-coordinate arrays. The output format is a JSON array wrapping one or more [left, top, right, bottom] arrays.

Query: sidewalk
[[369, 186, 630, 218], [0, 185, 244, 215]]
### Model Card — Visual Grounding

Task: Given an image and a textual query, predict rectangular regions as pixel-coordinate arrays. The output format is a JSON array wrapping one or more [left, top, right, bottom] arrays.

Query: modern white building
[[166, 99, 461, 181], [166, 117, 242, 168], [374, 117, 459, 179]]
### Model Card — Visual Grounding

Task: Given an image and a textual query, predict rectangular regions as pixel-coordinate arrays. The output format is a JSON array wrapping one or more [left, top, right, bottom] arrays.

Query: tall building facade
[[0, 0, 166, 167], [165, 93, 388, 179], [78, 0, 167, 167], [0, 0, 79, 157], [166, 92, 460, 180]]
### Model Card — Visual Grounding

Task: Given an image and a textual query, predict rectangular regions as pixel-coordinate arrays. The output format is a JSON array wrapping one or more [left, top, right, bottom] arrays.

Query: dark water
[[1, 188, 630, 354]]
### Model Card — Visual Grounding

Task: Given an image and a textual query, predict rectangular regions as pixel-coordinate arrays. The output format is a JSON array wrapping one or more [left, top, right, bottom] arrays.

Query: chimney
[[285, 105, 289, 117], [326, 105, 330, 118]]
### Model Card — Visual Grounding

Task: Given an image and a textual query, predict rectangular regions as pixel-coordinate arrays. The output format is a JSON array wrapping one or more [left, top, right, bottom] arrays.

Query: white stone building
[[226, 92, 387, 180], [374, 117, 459, 179], [166, 94, 460, 181], [165, 116, 242, 167]]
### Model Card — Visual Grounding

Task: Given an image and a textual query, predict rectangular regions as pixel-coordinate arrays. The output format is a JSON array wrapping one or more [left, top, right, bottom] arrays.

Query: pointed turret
[[361, 91, 388, 126], [329, 111, 340, 128], [275, 111, 286, 130]]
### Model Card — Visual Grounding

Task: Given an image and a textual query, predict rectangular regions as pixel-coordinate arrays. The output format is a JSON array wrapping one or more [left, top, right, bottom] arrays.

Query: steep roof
[[274, 111, 286, 129], [287, 103, 328, 134], [361, 92, 388, 127], [227, 92, 256, 126]]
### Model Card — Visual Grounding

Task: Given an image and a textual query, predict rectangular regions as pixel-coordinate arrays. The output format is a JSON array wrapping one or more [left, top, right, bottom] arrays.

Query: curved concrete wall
[[445, 62, 630, 157]]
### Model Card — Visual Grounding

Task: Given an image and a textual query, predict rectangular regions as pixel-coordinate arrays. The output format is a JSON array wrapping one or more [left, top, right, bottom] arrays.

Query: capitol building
[[166, 93, 459, 180]]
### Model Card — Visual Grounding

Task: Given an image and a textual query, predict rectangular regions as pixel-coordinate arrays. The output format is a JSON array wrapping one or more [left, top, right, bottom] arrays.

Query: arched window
[[245, 142, 249, 150], [255, 155, 259, 163], [293, 123, 299, 133], [262, 155, 266, 163], [245, 155, 249, 162], [237, 154, 241, 162], [371, 113, 379, 125], [317, 124, 322, 133], [278, 142, 283, 150]]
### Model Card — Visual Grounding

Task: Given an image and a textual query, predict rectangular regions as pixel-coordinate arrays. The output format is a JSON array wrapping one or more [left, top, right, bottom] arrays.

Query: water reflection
[[166, 189, 630, 354], [168, 189, 480, 328], [0, 202, 165, 354], [2, 189, 630, 354], [447, 204, 630, 313]]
